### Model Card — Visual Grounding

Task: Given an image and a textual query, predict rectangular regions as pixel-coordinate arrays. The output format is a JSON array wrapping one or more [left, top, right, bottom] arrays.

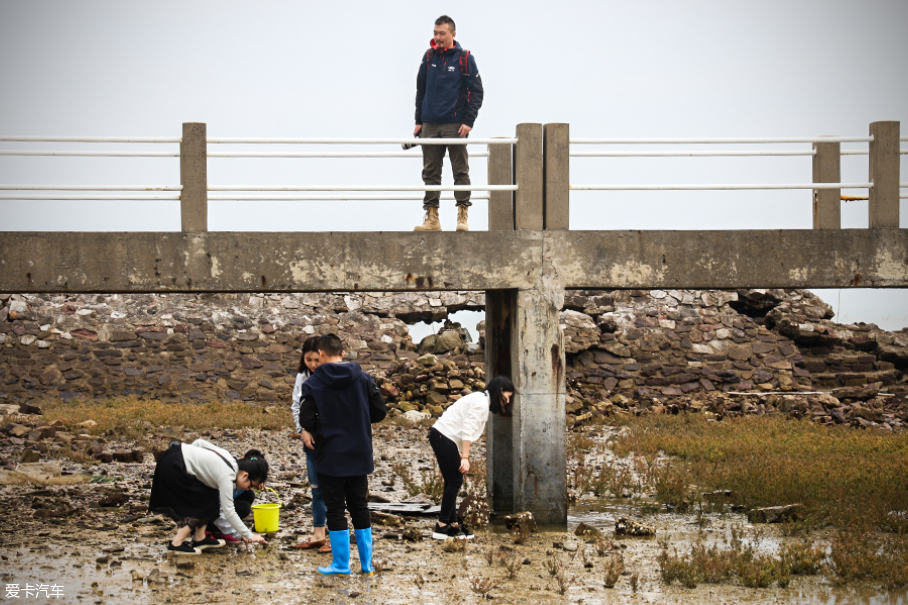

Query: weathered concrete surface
[[549, 228, 908, 290], [180, 122, 208, 232], [0, 231, 541, 293], [511, 284, 567, 524], [869, 121, 900, 228], [812, 140, 840, 229], [2, 229, 906, 293]]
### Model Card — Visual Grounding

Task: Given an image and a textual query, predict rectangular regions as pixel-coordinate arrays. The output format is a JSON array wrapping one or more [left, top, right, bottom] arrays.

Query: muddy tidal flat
[[1, 422, 905, 605]]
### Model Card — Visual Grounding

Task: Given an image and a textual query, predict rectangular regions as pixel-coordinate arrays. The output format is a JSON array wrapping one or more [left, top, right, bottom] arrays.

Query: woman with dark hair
[[149, 439, 270, 554], [429, 375, 515, 540], [291, 336, 330, 552]]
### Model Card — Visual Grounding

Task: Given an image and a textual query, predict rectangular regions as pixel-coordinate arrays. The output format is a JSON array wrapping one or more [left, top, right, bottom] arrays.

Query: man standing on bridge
[[413, 15, 484, 232]]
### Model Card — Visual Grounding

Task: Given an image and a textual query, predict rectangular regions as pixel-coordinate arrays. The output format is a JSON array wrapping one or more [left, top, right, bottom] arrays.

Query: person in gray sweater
[[150, 438, 270, 554]]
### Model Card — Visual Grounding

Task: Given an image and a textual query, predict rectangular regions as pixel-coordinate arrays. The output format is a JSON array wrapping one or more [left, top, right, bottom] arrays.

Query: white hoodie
[[180, 439, 254, 539], [432, 391, 490, 454]]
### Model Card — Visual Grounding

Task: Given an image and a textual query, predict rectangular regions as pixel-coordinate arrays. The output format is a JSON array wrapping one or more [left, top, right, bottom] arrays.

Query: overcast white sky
[[1, 1, 906, 329]]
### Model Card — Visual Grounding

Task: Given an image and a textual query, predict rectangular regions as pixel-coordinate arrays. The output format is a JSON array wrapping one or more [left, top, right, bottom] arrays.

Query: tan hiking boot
[[414, 207, 441, 231], [456, 205, 469, 232]]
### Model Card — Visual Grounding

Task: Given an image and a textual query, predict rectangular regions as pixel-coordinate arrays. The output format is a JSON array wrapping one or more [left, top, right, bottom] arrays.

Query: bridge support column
[[511, 283, 567, 524], [485, 289, 515, 512]]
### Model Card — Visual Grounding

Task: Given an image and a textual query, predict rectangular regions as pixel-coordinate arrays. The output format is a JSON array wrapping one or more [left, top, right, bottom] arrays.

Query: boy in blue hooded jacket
[[300, 333, 386, 576]]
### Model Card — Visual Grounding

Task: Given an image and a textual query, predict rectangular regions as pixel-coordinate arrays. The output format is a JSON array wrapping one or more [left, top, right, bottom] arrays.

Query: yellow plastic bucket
[[251, 487, 281, 533], [251, 503, 281, 533]]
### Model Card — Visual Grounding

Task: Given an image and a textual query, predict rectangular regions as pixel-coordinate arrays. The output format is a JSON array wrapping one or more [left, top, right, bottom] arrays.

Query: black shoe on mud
[[431, 523, 463, 540], [192, 536, 226, 551], [457, 523, 475, 540], [167, 541, 200, 555]]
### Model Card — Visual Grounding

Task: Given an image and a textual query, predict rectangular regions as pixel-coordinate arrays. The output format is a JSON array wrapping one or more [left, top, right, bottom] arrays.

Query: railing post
[[812, 139, 840, 229], [488, 138, 514, 230], [514, 123, 543, 230], [868, 121, 900, 228], [544, 123, 570, 230], [180, 122, 208, 232]]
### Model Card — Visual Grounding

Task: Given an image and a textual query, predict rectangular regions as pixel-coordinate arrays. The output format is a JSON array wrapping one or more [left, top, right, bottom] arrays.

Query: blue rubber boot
[[354, 527, 374, 575], [317, 530, 351, 576]]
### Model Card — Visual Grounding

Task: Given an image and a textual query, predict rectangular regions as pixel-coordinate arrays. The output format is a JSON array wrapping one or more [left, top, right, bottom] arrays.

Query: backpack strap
[[459, 49, 471, 76]]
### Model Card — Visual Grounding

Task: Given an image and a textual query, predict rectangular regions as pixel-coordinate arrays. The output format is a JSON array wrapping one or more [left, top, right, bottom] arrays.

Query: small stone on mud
[[615, 517, 655, 537], [21, 449, 41, 463], [504, 511, 537, 533], [575, 522, 603, 538]]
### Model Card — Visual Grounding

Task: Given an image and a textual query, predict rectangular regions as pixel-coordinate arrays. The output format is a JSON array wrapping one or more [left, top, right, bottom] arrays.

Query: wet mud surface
[[1, 423, 905, 605]]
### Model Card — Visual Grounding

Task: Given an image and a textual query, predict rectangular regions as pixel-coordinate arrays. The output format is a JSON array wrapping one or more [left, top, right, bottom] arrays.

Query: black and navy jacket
[[299, 362, 387, 477], [415, 39, 484, 127]]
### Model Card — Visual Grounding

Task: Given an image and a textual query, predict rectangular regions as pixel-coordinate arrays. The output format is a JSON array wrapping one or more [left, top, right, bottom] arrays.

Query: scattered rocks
[[504, 511, 537, 534], [746, 504, 803, 524], [457, 494, 491, 529], [615, 517, 655, 537], [20, 449, 41, 463]]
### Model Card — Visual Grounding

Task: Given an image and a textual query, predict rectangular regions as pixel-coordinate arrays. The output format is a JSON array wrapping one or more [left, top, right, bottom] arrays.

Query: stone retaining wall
[[1, 290, 906, 427]]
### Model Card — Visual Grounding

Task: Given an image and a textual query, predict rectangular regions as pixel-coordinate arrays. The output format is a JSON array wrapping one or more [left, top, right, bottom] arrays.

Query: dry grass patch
[[41, 396, 290, 438]]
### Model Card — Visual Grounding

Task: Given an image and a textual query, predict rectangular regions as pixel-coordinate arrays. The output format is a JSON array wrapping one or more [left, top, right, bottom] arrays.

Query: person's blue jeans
[[305, 448, 327, 528]]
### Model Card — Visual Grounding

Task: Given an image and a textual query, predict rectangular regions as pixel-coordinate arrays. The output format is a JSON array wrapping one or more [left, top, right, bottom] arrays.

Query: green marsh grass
[[611, 414, 908, 531]]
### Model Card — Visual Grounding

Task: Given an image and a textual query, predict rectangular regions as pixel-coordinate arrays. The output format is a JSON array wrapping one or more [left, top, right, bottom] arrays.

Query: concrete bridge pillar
[[485, 123, 568, 525], [511, 283, 567, 523]]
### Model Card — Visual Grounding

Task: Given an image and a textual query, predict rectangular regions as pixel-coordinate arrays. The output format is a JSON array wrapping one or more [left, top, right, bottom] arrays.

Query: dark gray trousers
[[420, 122, 471, 209]]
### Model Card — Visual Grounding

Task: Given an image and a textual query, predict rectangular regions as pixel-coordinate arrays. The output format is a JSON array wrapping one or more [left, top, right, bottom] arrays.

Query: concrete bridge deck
[[2, 229, 906, 293]]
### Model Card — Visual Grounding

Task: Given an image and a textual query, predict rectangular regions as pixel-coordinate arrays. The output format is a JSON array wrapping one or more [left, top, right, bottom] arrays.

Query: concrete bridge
[[1, 121, 905, 523]]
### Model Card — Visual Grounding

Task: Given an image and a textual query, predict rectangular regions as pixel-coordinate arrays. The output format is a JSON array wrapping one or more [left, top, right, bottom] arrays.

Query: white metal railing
[[207, 137, 513, 145], [0, 185, 181, 190], [0, 150, 179, 157], [572, 150, 816, 157], [207, 194, 493, 201], [569, 134, 905, 192], [0, 184, 182, 200], [0, 194, 181, 200], [0, 136, 179, 143], [570, 136, 874, 144], [571, 183, 873, 191], [208, 150, 488, 158], [0, 133, 515, 202], [207, 185, 514, 201], [209, 185, 515, 191]]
